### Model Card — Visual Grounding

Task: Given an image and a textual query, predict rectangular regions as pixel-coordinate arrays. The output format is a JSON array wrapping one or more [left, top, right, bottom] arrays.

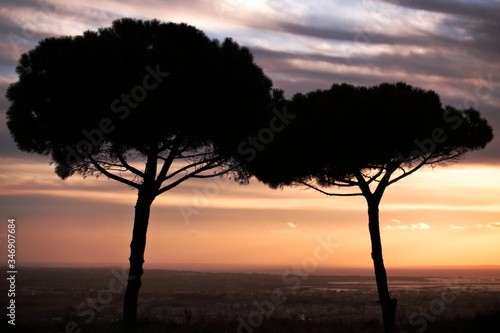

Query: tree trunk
[[123, 189, 155, 331], [367, 197, 397, 333]]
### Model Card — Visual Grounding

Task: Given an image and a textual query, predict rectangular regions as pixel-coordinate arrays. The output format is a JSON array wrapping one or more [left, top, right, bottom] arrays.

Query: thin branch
[[157, 159, 230, 195], [115, 151, 145, 178], [388, 156, 430, 185], [298, 181, 363, 197], [157, 141, 172, 153], [365, 168, 385, 185], [316, 174, 358, 187], [163, 157, 221, 181], [157, 175, 191, 195], [157, 166, 207, 195], [325, 179, 358, 187], [190, 164, 232, 178], [177, 151, 214, 159], [88, 155, 140, 189], [91, 160, 126, 169], [428, 151, 465, 165]]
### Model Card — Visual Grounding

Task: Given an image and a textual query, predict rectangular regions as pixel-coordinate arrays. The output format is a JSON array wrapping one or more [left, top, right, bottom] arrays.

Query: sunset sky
[[1, 0, 499, 271]]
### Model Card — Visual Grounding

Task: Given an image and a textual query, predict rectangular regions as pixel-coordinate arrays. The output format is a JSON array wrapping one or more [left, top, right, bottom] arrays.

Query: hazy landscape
[[1, 265, 499, 332]]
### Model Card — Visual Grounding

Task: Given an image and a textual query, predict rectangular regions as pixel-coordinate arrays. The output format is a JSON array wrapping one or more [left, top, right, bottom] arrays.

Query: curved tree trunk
[[367, 197, 397, 333], [123, 189, 155, 331]]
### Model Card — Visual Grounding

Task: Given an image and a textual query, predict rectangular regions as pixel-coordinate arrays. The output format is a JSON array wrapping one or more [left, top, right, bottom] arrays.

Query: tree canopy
[[6, 18, 273, 184], [240, 82, 494, 190]]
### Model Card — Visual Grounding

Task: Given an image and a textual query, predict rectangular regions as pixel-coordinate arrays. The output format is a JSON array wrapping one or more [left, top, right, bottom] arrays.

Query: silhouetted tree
[[235, 82, 493, 333], [5, 18, 273, 330]]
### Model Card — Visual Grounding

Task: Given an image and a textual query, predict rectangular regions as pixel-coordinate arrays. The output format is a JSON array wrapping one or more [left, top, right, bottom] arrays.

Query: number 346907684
[[7, 219, 16, 264]]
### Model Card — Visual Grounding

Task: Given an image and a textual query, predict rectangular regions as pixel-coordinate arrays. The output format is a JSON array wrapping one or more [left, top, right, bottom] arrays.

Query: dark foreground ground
[[1, 267, 499, 332], [2, 311, 500, 333]]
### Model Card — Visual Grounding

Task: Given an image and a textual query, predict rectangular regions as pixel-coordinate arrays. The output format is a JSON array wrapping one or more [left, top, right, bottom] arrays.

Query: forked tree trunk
[[367, 197, 397, 333], [123, 189, 155, 331]]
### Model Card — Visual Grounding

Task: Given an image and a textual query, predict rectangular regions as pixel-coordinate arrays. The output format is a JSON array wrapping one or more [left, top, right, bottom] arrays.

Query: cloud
[[390, 219, 401, 223], [384, 222, 431, 231], [272, 222, 299, 234], [382, 0, 500, 22], [448, 224, 500, 230], [381, 0, 500, 61], [449, 224, 469, 230], [1, 0, 499, 168], [411, 223, 431, 230]]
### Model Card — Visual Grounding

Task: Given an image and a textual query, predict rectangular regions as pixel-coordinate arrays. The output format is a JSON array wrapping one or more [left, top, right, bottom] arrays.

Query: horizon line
[[9, 262, 500, 269]]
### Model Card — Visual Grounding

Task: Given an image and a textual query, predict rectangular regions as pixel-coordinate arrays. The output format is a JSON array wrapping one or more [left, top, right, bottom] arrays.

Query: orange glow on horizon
[[3, 157, 498, 269]]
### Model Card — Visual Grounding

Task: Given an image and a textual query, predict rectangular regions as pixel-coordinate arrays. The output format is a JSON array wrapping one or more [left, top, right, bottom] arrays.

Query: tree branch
[[427, 151, 466, 165], [325, 179, 358, 187], [373, 168, 395, 200], [91, 160, 127, 170], [365, 168, 385, 185], [176, 151, 214, 159], [315, 174, 358, 187], [156, 138, 182, 184], [115, 151, 145, 178], [353, 171, 372, 198], [88, 155, 140, 189], [388, 156, 431, 186], [163, 157, 221, 181], [190, 163, 231, 178], [298, 181, 363, 197], [157, 167, 205, 195], [144, 150, 158, 184], [156, 157, 231, 195], [131, 145, 149, 156]]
